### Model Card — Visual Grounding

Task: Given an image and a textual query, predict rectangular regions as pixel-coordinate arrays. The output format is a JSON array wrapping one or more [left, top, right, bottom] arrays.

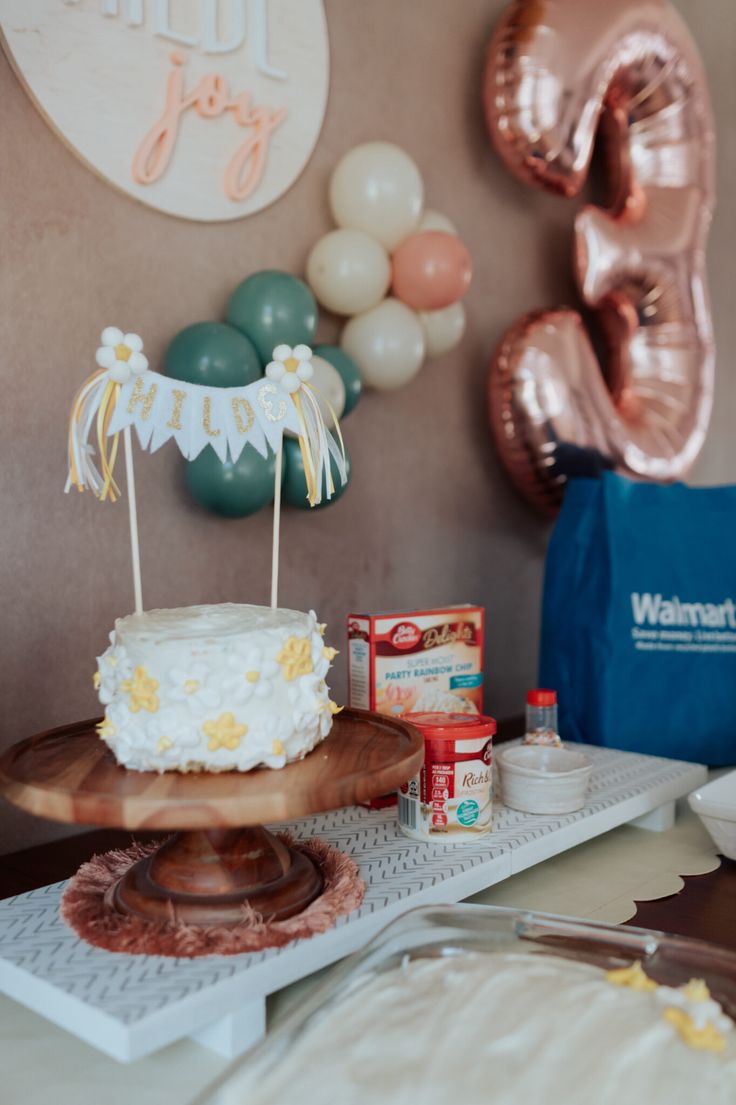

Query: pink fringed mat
[[60, 832, 365, 957]]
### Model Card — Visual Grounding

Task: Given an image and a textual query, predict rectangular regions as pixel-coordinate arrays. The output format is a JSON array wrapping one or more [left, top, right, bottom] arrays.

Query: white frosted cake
[[229, 953, 736, 1105], [94, 604, 339, 772]]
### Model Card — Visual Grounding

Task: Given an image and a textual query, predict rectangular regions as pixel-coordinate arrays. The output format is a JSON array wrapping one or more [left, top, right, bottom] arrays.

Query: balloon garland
[[166, 142, 472, 517], [309, 141, 473, 391]]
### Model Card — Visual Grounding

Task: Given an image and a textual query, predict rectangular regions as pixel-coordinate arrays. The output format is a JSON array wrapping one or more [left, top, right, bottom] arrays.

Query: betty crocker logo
[[391, 622, 422, 650]]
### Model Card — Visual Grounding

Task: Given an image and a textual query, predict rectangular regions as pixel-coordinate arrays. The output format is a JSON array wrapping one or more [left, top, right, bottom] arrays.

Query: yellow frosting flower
[[157, 735, 173, 754], [272, 740, 285, 756], [203, 712, 248, 752], [276, 636, 314, 681], [606, 961, 658, 992], [93, 671, 101, 690], [663, 1006, 726, 1053], [121, 666, 160, 713], [245, 670, 260, 684], [329, 700, 343, 715], [323, 646, 339, 662]]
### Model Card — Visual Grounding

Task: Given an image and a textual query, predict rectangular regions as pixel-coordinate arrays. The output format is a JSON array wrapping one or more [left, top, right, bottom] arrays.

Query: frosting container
[[397, 712, 496, 840], [194, 904, 736, 1105]]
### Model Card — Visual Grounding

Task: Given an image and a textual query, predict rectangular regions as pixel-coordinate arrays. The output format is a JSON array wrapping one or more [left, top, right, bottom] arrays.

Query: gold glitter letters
[[231, 397, 255, 434], [203, 396, 221, 437], [127, 375, 158, 420], [167, 388, 187, 430], [258, 383, 286, 422]]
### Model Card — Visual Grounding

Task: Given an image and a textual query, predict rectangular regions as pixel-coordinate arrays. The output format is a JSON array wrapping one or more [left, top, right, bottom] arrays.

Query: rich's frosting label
[[399, 713, 495, 838]]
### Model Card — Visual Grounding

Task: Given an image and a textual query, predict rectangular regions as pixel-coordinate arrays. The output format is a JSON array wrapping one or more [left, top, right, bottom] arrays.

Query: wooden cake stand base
[[0, 709, 423, 926]]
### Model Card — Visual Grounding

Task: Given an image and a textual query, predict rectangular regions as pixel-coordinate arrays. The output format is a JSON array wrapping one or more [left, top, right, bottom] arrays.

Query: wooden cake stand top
[[0, 709, 424, 832]]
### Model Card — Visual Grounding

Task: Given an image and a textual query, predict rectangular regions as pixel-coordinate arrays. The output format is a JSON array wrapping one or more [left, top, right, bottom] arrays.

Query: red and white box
[[348, 605, 485, 716]]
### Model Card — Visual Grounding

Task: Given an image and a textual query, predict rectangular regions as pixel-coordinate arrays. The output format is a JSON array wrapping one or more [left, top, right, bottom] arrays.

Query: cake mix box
[[347, 605, 485, 806]]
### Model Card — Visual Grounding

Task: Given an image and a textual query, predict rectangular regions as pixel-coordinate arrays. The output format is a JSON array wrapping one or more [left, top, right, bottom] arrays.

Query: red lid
[[527, 689, 557, 707], [403, 712, 497, 741]]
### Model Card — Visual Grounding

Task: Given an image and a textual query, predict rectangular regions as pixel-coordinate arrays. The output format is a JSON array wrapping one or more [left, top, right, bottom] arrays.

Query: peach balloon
[[391, 231, 472, 312]]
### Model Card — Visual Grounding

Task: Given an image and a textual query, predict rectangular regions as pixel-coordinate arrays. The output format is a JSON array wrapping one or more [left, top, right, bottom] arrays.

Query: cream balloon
[[341, 298, 426, 390], [329, 142, 424, 251], [285, 356, 346, 439], [419, 301, 467, 356], [417, 209, 458, 236], [306, 228, 391, 315]]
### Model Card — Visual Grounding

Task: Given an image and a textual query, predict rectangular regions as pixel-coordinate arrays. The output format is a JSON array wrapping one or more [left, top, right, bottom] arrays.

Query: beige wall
[[1, 0, 734, 851]]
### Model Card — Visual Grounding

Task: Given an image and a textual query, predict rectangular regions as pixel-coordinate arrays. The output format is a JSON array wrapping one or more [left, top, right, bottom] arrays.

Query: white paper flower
[[95, 326, 149, 384], [265, 344, 313, 394]]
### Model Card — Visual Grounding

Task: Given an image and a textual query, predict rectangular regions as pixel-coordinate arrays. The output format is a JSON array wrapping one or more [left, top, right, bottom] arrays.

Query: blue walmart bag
[[539, 474, 736, 765]]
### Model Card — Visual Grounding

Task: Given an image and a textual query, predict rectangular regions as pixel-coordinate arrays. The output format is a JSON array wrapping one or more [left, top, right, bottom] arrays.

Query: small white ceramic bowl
[[688, 769, 736, 860], [496, 745, 592, 815]]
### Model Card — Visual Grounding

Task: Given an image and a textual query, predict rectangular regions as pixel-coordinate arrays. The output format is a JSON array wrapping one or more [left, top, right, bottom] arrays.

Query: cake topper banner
[[66, 330, 346, 506], [108, 372, 302, 463]]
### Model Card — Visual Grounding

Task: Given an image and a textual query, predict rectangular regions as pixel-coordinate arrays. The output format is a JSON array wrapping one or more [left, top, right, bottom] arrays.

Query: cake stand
[[0, 708, 424, 926]]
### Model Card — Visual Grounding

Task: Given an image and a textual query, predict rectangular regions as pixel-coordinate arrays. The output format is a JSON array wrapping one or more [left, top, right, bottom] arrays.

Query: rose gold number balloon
[[484, 0, 715, 515]]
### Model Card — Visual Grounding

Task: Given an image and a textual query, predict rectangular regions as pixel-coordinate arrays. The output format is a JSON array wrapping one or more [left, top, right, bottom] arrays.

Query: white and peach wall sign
[[0, 0, 329, 221]]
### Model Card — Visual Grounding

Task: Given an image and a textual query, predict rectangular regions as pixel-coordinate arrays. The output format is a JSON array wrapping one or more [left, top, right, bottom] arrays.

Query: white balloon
[[341, 298, 426, 390], [329, 142, 424, 251], [419, 301, 467, 357], [306, 228, 390, 316], [285, 356, 346, 438], [417, 209, 458, 236]]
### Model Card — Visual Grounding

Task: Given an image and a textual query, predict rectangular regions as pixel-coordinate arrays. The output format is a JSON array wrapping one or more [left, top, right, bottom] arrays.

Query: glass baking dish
[[194, 903, 736, 1105]]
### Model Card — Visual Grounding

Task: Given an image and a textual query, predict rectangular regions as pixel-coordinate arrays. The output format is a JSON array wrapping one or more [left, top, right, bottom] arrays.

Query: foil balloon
[[484, 0, 715, 515]]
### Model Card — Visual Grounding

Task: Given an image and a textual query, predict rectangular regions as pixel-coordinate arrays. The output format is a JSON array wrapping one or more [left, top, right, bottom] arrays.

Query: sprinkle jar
[[398, 712, 496, 841]]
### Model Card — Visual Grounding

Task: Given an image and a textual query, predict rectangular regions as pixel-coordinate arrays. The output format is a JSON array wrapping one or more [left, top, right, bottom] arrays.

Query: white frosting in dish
[[95, 603, 338, 773], [228, 953, 736, 1105]]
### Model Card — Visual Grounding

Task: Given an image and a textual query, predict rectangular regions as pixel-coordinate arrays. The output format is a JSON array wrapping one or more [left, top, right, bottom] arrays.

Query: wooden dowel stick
[[270, 442, 283, 610], [123, 425, 143, 615]]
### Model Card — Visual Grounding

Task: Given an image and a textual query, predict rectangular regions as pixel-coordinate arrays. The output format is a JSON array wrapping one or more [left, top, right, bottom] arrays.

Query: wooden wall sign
[[0, 0, 329, 221]]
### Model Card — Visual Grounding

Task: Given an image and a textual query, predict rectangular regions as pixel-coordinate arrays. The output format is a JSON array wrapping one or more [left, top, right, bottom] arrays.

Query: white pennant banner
[[107, 371, 302, 463]]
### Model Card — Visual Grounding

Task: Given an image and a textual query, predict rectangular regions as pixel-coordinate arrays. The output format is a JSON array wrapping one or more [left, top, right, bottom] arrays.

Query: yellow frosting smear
[[682, 978, 711, 1003], [663, 1006, 726, 1053], [184, 678, 200, 695], [245, 670, 260, 683], [96, 718, 115, 738], [323, 646, 339, 662], [606, 961, 658, 992], [93, 671, 101, 690], [272, 740, 285, 756]]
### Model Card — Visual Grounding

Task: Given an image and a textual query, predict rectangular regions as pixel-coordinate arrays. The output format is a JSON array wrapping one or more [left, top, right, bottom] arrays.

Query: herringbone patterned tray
[[0, 743, 705, 1062]]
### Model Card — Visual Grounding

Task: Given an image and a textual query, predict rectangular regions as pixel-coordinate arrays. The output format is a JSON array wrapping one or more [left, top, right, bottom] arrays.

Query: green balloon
[[166, 321, 262, 387], [186, 444, 280, 518], [226, 271, 318, 363], [282, 436, 352, 510], [313, 345, 362, 417]]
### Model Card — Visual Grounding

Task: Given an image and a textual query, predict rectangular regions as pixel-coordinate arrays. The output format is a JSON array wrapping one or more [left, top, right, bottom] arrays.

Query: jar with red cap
[[523, 689, 561, 747], [398, 713, 496, 841]]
